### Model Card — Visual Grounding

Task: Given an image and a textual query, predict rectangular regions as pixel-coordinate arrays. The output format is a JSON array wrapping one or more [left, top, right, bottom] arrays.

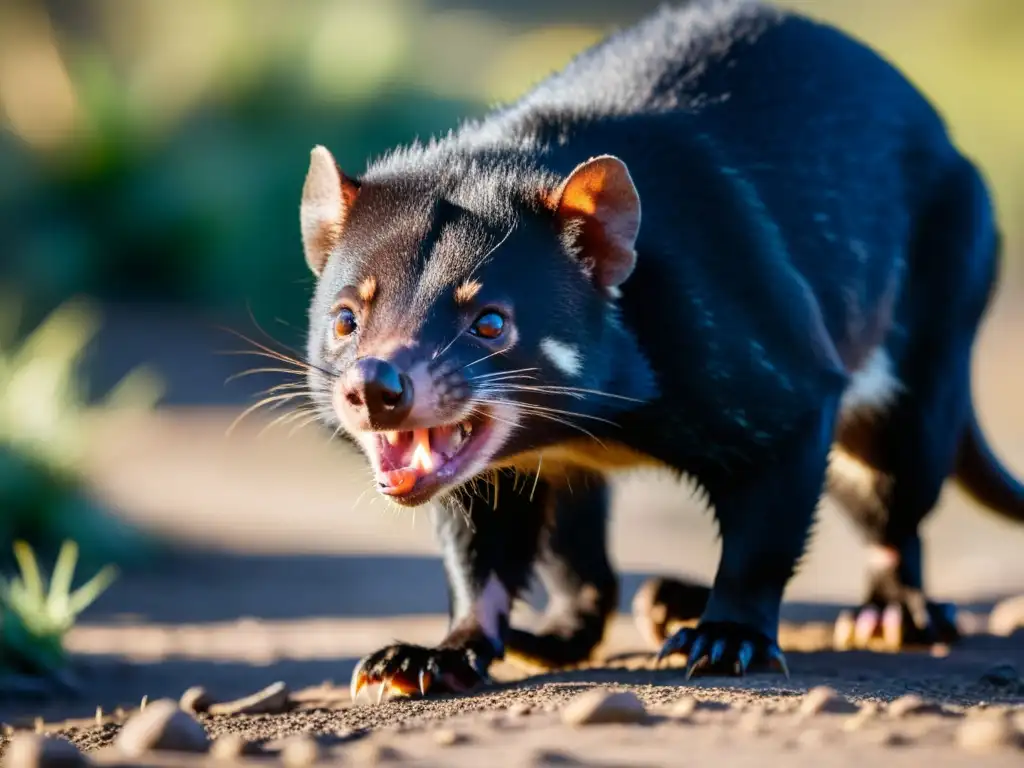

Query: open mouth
[[371, 410, 493, 505]]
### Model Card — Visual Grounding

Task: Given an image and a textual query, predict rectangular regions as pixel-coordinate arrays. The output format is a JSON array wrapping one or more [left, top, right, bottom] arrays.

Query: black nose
[[343, 357, 414, 427]]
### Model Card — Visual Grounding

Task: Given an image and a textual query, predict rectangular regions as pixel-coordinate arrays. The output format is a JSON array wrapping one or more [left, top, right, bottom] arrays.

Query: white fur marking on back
[[840, 347, 902, 416], [540, 337, 583, 378]]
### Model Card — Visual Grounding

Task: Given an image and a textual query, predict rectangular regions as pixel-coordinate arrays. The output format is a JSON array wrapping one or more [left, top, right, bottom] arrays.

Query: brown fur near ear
[[544, 155, 642, 292], [300, 145, 360, 276]]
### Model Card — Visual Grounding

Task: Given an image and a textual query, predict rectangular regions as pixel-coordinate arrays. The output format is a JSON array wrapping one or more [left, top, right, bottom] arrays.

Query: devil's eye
[[470, 311, 505, 340], [333, 306, 358, 338]]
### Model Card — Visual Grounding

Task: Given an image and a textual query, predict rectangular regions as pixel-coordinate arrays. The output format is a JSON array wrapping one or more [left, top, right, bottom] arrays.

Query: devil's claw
[[349, 643, 488, 704], [833, 598, 959, 651], [657, 621, 789, 679]]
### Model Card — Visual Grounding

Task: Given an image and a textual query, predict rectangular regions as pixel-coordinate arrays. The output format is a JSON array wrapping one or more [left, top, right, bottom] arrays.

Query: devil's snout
[[342, 357, 414, 429]]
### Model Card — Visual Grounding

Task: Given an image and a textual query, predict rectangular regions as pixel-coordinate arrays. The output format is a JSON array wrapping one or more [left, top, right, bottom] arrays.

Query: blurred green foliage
[[0, 299, 163, 567], [1, 0, 1022, 333]]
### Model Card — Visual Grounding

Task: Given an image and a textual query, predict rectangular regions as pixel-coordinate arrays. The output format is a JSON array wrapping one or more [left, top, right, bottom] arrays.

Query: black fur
[[302, 0, 1023, 692]]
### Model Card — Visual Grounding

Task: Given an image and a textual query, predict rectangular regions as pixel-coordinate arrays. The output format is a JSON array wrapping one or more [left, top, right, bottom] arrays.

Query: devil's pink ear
[[545, 155, 641, 293], [300, 145, 360, 276]]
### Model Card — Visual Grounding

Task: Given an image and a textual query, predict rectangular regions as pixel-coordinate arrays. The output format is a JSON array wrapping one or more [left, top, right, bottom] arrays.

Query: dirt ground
[[2, 291, 1024, 765]]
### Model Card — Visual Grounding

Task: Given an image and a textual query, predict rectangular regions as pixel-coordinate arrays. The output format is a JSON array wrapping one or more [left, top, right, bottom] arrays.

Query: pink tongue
[[380, 429, 432, 496]]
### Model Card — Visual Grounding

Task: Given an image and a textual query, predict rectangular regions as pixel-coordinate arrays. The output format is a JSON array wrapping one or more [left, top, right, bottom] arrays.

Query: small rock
[[3, 734, 87, 768], [887, 694, 941, 718], [956, 715, 1021, 752], [561, 688, 648, 726], [179, 686, 213, 714], [844, 702, 880, 732], [873, 730, 911, 747], [350, 740, 402, 764], [280, 735, 321, 767], [507, 703, 533, 718], [210, 734, 261, 760], [798, 686, 858, 716], [989, 595, 1024, 637], [432, 729, 465, 746], [1013, 710, 1024, 733], [115, 699, 209, 757], [208, 681, 290, 716], [979, 663, 1021, 688], [667, 696, 697, 720], [528, 749, 584, 765], [796, 728, 827, 748], [739, 709, 767, 735]]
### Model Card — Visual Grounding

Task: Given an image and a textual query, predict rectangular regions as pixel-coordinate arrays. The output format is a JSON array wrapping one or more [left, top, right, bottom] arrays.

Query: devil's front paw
[[657, 621, 789, 679], [350, 643, 490, 703], [833, 595, 959, 651]]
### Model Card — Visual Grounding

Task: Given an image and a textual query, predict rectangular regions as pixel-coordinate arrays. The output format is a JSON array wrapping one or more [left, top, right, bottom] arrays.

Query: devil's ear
[[544, 155, 641, 294], [300, 145, 360, 276]]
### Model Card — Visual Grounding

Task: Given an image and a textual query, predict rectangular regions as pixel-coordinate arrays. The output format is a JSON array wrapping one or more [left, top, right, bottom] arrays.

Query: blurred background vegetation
[[0, 0, 1021, 597], [2, 0, 1022, 333]]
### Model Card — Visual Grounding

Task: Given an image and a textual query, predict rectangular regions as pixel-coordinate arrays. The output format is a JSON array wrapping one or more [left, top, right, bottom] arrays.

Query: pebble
[[796, 728, 827, 748], [979, 663, 1022, 688], [667, 696, 697, 720], [843, 702, 880, 732], [114, 699, 210, 757], [210, 734, 261, 760], [738, 709, 767, 735], [208, 681, 291, 716], [874, 730, 911, 747], [2, 734, 88, 768], [432, 728, 465, 746], [528, 748, 584, 765], [350, 740, 403, 764], [280, 735, 322, 767], [507, 703, 533, 718], [561, 688, 648, 726], [956, 715, 1022, 752], [179, 686, 213, 714], [798, 686, 859, 716], [988, 594, 1024, 637], [887, 694, 941, 718]]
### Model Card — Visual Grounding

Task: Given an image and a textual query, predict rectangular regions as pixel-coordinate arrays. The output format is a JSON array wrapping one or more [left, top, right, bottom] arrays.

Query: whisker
[[468, 368, 539, 382], [470, 397, 607, 448], [486, 383, 646, 403], [465, 406, 519, 431], [473, 394, 620, 426], [226, 392, 318, 436], [468, 222, 517, 277], [241, 305, 308, 361], [257, 407, 318, 439], [453, 346, 511, 374], [224, 367, 311, 385], [530, 454, 543, 502], [287, 411, 326, 438], [216, 326, 336, 380]]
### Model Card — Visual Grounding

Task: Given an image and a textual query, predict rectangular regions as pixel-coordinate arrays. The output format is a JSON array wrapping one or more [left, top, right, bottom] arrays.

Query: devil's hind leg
[[830, 157, 999, 650]]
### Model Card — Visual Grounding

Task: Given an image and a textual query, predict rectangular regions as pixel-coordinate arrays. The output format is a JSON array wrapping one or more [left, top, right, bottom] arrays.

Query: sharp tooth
[[410, 429, 434, 472], [385, 431, 400, 446]]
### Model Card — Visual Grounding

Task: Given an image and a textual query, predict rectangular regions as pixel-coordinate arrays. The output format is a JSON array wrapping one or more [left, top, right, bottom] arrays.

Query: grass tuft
[[0, 539, 117, 677]]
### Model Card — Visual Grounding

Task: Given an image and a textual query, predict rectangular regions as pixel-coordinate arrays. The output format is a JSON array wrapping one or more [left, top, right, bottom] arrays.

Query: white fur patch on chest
[[540, 337, 583, 378], [840, 346, 902, 417]]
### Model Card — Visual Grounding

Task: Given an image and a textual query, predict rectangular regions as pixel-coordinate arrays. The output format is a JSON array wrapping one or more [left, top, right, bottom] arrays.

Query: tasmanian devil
[[294, 0, 1024, 699]]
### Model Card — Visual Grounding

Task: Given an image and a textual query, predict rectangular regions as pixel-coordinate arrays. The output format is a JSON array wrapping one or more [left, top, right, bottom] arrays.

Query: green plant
[[0, 540, 116, 677], [0, 297, 164, 566]]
